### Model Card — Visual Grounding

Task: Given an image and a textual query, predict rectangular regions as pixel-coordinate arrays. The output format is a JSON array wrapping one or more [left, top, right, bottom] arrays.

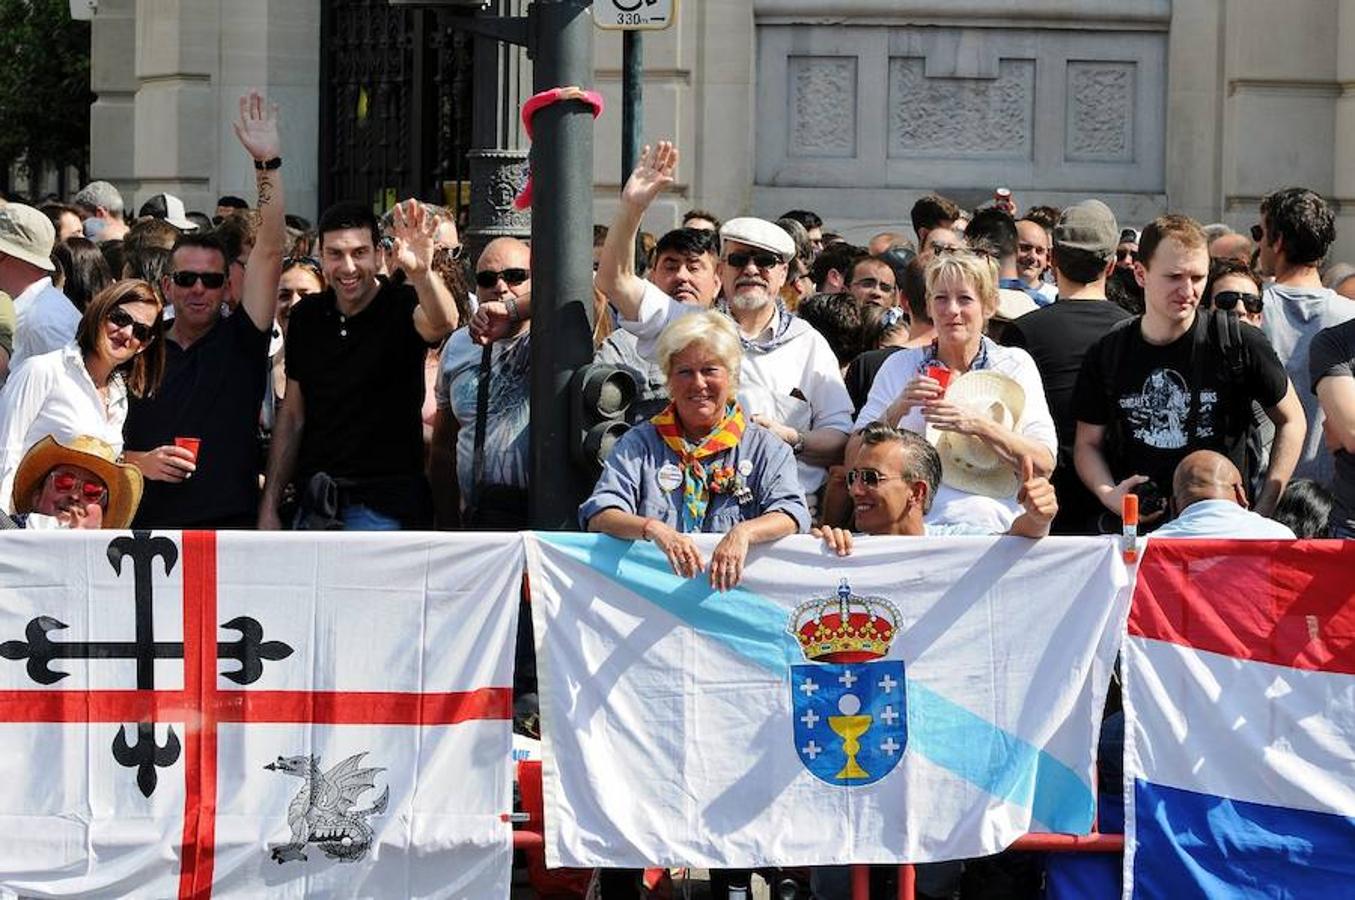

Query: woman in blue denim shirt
[[581, 311, 809, 590]]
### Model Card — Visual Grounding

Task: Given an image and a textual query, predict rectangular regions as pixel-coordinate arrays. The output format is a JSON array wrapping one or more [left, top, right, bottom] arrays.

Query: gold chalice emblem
[[828, 692, 872, 780]]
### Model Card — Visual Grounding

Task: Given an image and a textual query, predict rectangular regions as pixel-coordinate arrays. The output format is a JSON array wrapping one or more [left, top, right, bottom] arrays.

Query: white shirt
[[1150, 499, 1296, 539], [0, 343, 128, 512], [854, 341, 1058, 533], [620, 281, 854, 497], [10, 277, 82, 373]]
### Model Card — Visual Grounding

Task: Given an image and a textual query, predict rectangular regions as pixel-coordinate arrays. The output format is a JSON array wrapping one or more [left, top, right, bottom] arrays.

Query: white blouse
[[854, 339, 1057, 533], [0, 343, 128, 512]]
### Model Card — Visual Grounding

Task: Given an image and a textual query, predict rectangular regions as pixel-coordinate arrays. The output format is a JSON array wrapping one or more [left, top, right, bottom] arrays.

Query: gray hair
[[655, 310, 743, 394], [1201, 222, 1233, 244], [1323, 262, 1355, 292], [857, 421, 941, 513], [73, 181, 124, 217]]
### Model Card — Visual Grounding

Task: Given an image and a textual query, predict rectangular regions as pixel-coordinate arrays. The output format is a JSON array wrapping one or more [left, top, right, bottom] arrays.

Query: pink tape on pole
[[513, 86, 605, 211]]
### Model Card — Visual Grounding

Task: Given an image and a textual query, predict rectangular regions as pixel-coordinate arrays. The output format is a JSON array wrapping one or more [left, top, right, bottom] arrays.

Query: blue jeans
[[340, 503, 403, 531]]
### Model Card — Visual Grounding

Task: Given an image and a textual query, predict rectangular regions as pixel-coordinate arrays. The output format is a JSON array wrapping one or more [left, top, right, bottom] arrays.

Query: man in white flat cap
[[595, 141, 852, 511], [0, 203, 81, 375]]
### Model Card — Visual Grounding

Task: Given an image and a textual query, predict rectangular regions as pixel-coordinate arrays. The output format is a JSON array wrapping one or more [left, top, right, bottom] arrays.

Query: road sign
[[595, 0, 675, 31]]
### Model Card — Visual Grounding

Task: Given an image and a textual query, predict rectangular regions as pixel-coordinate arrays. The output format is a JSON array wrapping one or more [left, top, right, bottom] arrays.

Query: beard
[[729, 288, 772, 311]]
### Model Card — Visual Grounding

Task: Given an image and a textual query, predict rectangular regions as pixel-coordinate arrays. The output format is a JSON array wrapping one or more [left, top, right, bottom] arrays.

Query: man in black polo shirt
[[258, 200, 458, 530], [123, 90, 285, 528]]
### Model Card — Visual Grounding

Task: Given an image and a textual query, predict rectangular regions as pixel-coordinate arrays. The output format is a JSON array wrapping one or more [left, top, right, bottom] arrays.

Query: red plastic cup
[[174, 437, 201, 463], [925, 363, 952, 392]]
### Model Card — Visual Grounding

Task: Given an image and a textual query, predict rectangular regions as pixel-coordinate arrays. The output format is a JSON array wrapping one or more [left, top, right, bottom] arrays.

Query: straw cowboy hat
[[12, 436, 144, 528], [924, 370, 1027, 499]]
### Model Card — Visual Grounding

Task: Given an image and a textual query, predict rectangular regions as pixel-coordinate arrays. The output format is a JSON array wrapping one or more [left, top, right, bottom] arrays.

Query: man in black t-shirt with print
[[258, 201, 458, 530], [1008, 200, 1132, 533], [1071, 214, 1304, 528]]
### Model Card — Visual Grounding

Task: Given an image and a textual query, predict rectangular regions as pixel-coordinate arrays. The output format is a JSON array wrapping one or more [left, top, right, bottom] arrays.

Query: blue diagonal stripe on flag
[[539, 533, 1093, 830]]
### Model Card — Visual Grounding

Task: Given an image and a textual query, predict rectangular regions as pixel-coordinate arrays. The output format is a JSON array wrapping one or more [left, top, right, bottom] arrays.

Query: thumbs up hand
[[1015, 455, 1058, 527]]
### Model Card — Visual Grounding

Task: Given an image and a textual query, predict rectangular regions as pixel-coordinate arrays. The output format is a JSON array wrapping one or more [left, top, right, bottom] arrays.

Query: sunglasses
[[1211, 290, 1264, 314], [283, 255, 323, 277], [845, 467, 902, 489], [171, 270, 227, 289], [1250, 224, 1264, 242], [48, 470, 109, 505], [724, 251, 783, 270], [108, 306, 155, 343], [475, 268, 529, 288]]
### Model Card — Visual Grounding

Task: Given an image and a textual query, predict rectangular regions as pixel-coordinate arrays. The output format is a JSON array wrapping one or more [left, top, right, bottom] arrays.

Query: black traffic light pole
[[526, 0, 597, 530], [391, 0, 598, 530]]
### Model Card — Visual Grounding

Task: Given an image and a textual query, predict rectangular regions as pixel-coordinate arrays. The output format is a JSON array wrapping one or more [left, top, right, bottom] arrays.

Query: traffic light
[[570, 364, 638, 472]]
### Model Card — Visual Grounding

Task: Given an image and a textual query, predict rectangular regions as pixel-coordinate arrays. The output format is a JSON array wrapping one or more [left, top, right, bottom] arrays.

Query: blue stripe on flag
[[1132, 780, 1355, 899], [539, 533, 1093, 828]]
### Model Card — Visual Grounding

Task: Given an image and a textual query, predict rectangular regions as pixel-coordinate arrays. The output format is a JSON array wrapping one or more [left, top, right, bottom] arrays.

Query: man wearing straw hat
[[1, 434, 143, 530]]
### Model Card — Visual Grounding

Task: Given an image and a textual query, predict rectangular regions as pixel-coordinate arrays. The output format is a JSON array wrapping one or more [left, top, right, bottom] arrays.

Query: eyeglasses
[[724, 251, 783, 270], [852, 276, 896, 293], [47, 470, 108, 505], [108, 306, 155, 343], [1211, 290, 1264, 314], [1250, 224, 1264, 242], [171, 271, 226, 289], [845, 468, 902, 489], [475, 268, 530, 288]]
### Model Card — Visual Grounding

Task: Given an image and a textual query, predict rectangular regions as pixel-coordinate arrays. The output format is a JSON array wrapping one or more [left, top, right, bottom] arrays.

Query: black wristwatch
[[253, 156, 283, 170]]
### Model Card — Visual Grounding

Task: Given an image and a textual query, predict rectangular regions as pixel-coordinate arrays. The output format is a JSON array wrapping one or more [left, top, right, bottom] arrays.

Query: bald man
[[1152, 450, 1295, 538]]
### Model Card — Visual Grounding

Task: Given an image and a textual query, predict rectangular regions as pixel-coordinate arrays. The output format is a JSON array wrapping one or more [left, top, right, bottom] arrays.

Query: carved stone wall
[[753, 10, 1169, 234]]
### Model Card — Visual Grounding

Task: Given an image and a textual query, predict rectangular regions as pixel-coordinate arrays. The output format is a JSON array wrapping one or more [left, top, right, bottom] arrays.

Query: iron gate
[[318, 0, 474, 219]]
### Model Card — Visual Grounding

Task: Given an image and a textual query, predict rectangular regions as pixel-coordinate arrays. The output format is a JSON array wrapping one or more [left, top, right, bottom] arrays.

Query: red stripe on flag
[[216, 687, 514, 725], [179, 530, 218, 900], [1132, 539, 1355, 673], [0, 689, 186, 721]]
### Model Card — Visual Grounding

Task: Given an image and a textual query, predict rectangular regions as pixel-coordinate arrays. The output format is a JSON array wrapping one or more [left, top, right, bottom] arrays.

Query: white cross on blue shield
[[791, 660, 906, 786]]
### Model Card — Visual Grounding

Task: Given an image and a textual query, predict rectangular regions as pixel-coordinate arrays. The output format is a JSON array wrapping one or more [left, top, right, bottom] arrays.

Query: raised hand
[[620, 141, 678, 211], [391, 199, 438, 279], [232, 90, 281, 162], [1015, 456, 1057, 525]]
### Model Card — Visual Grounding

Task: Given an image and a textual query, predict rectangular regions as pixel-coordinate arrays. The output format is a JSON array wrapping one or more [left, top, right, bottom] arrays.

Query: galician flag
[[526, 532, 1130, 868], [1124, 539, 1355, 898], [0, 531, 521, 899]]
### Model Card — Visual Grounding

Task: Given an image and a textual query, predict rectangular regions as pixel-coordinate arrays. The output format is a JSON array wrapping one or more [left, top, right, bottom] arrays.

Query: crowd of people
[[1, 90, 1353, 898], [0, 99, 1351, 555]]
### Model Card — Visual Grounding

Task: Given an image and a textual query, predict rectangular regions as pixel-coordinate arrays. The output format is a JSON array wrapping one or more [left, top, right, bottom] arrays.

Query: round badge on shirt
[[657, 463, 683, 492]]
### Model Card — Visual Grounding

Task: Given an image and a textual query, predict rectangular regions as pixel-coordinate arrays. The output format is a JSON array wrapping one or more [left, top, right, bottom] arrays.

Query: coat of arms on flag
[[0, 530, 522, 899], [790, 580, 905, 787]]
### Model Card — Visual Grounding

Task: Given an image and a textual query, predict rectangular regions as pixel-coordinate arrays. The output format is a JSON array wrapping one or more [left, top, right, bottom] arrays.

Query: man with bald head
[[1152, 450, 1295, 538], [429, 238, 534, 528], [1209, 231, 1254, 265]]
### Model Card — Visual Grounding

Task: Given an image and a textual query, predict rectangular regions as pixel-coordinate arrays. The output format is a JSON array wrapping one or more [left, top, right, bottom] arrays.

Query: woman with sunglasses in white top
[[0, 279, 165, 512]]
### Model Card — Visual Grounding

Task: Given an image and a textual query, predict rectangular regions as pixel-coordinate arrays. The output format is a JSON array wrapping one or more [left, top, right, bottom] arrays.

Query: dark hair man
[[123, 91, 287, 528], [814, 423, 1057, 547], [845, 255, 900, 309], [1072, 214, 1304, 529], [965, 207, 1039, 326], [780, 209, 824, 256], [215, 194, 249, 222], [811, 242, 868, 294], [1256, 186, 1355, 482], [259, 196, 458, 531], [910, 194, 961, 249], [1007, 200, 1133, 532]]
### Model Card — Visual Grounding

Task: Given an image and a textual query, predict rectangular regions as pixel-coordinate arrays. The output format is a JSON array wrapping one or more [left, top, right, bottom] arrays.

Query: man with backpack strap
[[1070, 214, 1304, 530]]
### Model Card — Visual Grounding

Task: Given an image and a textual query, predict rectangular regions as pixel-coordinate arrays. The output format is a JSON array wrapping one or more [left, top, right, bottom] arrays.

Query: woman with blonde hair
[[853, 250, 1056, 532], [582, 310, 808, 589]]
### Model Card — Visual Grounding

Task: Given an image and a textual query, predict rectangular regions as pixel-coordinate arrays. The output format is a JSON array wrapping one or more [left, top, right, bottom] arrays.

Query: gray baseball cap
[[0, 204, 56, 272], [1053, 200, 1119, 260]]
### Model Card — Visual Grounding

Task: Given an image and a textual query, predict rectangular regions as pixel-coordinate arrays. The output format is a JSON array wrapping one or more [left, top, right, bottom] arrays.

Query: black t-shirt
[[124, 311, 271, 527], [1309, 318, 1355, 530], [285, 278, 429, 484], [844, 347, 903, 419], [1072, 311, 1289, 493], [1009, 299, 1133, 533]]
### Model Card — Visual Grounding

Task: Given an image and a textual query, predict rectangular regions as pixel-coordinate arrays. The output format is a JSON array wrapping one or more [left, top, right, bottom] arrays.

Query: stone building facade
[[87, 1, 1355, 260]]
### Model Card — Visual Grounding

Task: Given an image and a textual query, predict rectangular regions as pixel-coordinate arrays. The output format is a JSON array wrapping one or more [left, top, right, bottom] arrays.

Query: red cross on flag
[[0, 531, 521, 898]]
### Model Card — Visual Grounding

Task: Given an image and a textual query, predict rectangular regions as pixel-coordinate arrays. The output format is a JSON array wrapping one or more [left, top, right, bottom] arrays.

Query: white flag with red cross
[[0, 531, 521, 899]]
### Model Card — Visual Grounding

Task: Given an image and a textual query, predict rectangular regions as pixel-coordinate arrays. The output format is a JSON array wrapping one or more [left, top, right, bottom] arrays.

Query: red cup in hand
[[174, 437, 201, 463], [925, 363, 952, 392]]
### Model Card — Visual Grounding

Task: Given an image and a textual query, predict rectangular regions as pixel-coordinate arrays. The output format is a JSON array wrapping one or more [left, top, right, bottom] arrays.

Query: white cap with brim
[[924, 370, 1028, 499], [138, 193, 198, 232], [719, 216, 796, 262], [0, 204, 56, 272]]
